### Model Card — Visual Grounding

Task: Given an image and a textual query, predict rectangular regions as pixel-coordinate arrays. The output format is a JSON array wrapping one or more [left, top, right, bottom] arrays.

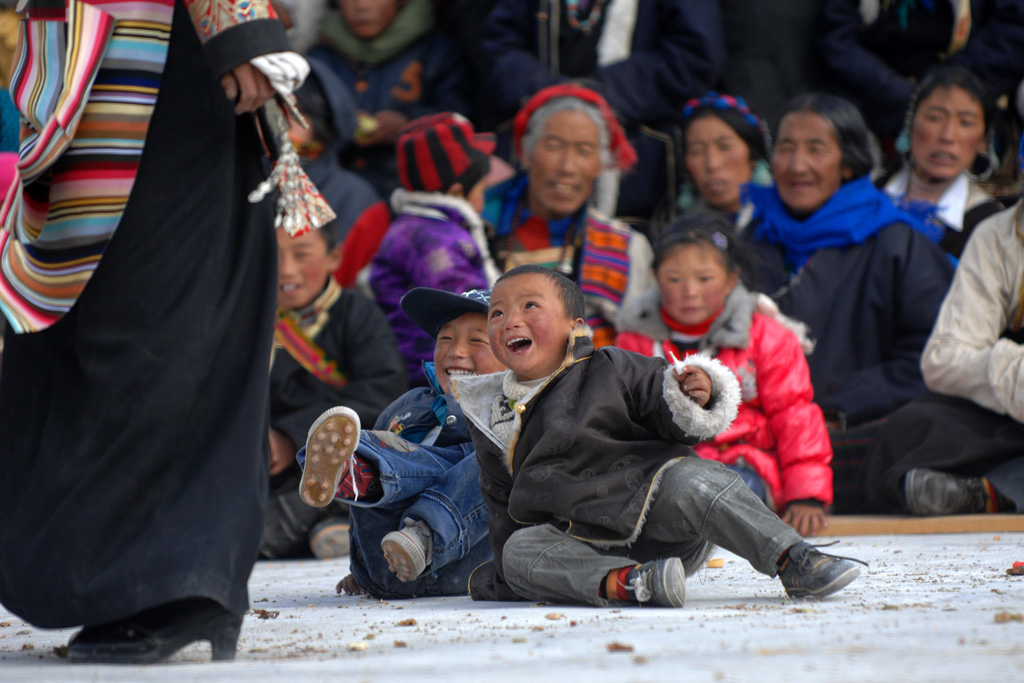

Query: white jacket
[[921, 201, 1024, 422]]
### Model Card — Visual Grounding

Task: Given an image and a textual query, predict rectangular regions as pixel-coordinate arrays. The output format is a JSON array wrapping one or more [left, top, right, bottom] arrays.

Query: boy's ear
[[446, 182, 466, 200], [326, 243, 343, 271]]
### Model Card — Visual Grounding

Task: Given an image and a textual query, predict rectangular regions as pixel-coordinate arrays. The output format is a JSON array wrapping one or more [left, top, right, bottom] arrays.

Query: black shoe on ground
[[779, 542, 865, 599], [624, 557, 686, 607], [67, 598, 241, 664], [903, 468, 986, 516]]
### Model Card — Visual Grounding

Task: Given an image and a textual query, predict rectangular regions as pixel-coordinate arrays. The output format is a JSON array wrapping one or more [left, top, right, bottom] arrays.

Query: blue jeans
[[725, 463, 768, 503], [297, 430, 491, 599]]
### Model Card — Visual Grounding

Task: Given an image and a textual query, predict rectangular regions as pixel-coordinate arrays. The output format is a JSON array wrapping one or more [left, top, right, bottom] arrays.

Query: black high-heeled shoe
[[67, 598, 242, 664]]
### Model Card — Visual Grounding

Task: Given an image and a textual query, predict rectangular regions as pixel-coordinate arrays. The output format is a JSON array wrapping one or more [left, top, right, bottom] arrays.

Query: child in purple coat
[[370, 112, 501, 386]]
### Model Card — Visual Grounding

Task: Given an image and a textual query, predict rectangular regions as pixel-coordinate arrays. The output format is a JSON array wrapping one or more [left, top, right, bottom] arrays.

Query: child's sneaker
[[381, 518, 433, 582], [299, 407, 360, 507], [778, 541, 865, 599], [308, 517, 351, 560], [624, 558, 686, 607]]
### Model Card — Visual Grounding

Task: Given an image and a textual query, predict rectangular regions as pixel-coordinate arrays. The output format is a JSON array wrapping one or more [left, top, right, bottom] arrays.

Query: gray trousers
[[502, 457, 803, 606]]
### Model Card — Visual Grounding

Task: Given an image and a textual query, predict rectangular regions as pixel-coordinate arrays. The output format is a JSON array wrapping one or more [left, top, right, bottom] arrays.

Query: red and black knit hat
[[396, 113, 496, 194]]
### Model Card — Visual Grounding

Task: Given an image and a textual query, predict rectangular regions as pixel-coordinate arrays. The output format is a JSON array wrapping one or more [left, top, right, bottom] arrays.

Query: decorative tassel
[[248, 97, 336, 237]]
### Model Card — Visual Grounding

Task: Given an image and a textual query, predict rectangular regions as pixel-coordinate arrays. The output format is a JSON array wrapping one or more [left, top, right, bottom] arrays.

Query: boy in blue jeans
[[298, 288, 505, 598], [453, 266, 864, 607]]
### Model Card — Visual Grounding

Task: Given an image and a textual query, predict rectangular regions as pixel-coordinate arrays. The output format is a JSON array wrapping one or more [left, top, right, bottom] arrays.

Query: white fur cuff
[[662, 354, 740, 440]]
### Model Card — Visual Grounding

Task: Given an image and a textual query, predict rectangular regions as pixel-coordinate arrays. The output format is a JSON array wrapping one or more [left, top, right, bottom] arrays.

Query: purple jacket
[[370, 190, 499, 386]]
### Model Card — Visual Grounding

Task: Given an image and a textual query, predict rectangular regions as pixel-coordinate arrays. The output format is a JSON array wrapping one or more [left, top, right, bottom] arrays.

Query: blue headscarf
[[748, 175, 925, 272]]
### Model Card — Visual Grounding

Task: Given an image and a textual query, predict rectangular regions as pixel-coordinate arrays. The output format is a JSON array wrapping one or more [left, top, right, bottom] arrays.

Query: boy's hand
[[782, 503, 828, 537], [674, 366, 711, 407], [336, 574, 364, 595], [354, 110, 409, 146], [269, 428, 297, 476]]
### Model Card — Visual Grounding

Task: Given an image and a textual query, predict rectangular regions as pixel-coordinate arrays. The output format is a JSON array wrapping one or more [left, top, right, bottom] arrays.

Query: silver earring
[[967, 133, 999, 182]]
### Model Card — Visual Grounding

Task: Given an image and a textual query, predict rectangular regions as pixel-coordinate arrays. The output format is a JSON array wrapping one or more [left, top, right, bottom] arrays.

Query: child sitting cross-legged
[[297, 288, 505, 598], [452, 265, 865, 607]]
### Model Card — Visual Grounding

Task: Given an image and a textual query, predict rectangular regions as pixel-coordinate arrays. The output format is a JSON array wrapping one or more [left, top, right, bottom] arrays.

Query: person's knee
[[665, 457, 741, 498], [501, 525, 558, 589]]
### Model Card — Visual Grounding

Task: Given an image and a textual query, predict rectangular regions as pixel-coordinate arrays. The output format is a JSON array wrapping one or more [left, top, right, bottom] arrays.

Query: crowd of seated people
[[224, 0, 1024, 561], [7, 0, 1024, 665]]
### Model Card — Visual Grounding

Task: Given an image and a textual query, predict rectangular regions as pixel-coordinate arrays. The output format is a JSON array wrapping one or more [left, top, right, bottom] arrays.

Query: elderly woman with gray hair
[[742, 93, 956, 511], [481, 84, 653, 347]]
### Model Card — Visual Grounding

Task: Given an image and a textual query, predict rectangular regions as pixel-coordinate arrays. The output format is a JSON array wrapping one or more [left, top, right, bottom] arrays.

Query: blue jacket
[[308, 32, 470, 199], [480, 0, 725, 221], [373, 363, 473, 448], [818, 0, 1024, 137]]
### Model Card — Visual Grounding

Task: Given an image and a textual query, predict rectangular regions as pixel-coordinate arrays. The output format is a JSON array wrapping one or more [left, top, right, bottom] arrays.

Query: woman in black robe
[[0, 0, 290, 663]]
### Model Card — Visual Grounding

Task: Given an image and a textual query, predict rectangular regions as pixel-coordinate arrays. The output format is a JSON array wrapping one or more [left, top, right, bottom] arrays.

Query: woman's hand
[[220, 63, 276, 115]]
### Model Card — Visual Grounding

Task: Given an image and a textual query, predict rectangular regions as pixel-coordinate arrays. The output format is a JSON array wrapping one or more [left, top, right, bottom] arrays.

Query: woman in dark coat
[[0, 0, 291, 664], [743, 93, 955, 511]]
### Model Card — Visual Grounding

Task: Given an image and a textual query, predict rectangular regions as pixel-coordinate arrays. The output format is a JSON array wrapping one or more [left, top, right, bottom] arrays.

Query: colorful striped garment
[[0, 0, 277, 333]]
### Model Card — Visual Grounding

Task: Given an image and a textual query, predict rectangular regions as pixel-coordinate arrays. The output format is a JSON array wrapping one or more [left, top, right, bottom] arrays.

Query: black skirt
[[859, 392, 1024, 513], [0, 3, 277, 628]]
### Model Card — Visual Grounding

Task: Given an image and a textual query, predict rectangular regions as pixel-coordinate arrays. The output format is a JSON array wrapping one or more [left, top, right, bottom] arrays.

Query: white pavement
[[1, 532, 1022, 682]]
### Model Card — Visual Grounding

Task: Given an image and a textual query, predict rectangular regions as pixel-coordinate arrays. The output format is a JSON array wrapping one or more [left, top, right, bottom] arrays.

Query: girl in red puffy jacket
[[616, 212, 833, 536]]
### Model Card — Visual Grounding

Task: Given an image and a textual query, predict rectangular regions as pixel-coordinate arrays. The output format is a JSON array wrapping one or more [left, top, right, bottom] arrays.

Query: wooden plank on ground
[[818, 515, 1024, 537]]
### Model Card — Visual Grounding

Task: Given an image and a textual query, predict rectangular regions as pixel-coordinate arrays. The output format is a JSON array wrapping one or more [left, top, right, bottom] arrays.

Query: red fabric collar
[[660, 305, 723, 338], [513, 84, 637, 171]]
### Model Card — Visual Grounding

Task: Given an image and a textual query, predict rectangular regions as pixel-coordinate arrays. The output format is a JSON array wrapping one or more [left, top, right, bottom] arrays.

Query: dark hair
[[777, 93, 874, 180], [681, 107, 769, 163], [908, 66, 995, 133], [293, 74, 336, 150], [305, 222, 339, 251], [495, 265, 586, 321], [652, 211, 751, 276]]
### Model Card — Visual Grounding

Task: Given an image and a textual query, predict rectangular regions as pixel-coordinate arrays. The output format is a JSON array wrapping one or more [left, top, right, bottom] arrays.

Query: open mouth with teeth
[[445, 368, 476, 380], [506, 337, 532, 354]]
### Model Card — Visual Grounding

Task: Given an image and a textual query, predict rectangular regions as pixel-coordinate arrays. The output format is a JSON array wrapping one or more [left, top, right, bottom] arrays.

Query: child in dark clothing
[[453, 265, 864, 607], [297, 287, 505, 598], [308, 0, 470, 199], [263, 225, 407, 560]]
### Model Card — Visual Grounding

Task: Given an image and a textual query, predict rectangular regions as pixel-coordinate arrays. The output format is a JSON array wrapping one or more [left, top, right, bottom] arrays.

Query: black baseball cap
[[400, 287, 491, 339]]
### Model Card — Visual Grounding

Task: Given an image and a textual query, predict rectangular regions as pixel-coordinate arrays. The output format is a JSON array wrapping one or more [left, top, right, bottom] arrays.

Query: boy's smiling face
[[488, 273, 583, 381], [276, 228, 341, 311], [433, 312, 504, 393]]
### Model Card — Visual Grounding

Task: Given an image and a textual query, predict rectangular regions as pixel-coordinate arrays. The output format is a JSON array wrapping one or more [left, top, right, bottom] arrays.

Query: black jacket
[[745, 222, 954, 427], [453, 328, 739, 601]]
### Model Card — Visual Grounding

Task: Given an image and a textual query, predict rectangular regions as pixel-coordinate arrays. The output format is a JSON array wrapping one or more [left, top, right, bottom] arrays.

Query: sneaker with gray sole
[[624, 557, 686, 607], [779, 541, 865, 599]]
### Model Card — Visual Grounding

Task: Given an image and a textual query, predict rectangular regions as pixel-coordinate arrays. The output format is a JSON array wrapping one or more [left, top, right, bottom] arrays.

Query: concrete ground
[[1, 532, 1022, 682]]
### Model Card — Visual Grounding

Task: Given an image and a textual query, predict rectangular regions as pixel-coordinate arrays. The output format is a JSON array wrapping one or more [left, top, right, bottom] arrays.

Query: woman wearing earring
[[881, 66, 1004, 259], [743, 93, 955, 510], [677, 93, 773, 231]]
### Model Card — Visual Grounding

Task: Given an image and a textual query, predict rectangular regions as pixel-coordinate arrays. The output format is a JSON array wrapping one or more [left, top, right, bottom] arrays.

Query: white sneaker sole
[[299, 407, 360, 508], [381, 529, 427, 583]]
